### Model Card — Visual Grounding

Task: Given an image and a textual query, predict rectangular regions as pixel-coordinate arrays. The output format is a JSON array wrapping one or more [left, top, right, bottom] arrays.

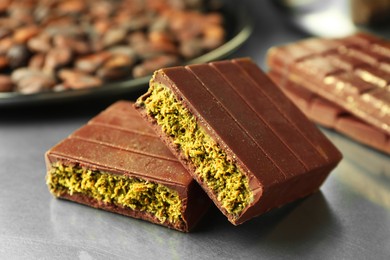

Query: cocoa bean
[[0, 56, 8, 70], [0, 75, 13, 92], [57, 0, 86, 14], [132, 55, 179, 78], [0, 37, 13, 55], [74, 52, 111, 74], [53, 35, 90, 55], [102, 28, 127, 48], [16, 75, 56, 94], [11, 68, 54, 84], [179, 39, 204, 59], [29, 54, 45, 69], [202, 25, 225, 49], [97, 54, 134, 80], [59, 69, 102, 89], [43, 47, 72, 73], [27, 34, 51, 53], [0, 28, 11, 40], [7, 44, 31, 68], [13, 26, 40, 44]]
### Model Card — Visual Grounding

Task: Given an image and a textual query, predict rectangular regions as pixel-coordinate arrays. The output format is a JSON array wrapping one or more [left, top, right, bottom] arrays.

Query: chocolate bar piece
[[45, 101, 210, 232], [267, 32, 390, 136], [135, 58, 342, 225], [269, 71, 390, 154]]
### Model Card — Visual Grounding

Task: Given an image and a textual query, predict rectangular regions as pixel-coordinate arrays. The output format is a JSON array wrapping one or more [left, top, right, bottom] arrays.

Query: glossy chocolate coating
[[45, 101, 210, 232], [136, 58, 342, 225], [267, 32, 390, 135]]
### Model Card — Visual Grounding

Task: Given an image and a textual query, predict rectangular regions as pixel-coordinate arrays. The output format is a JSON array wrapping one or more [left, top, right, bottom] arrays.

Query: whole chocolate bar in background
[[267, 32, 390, 136], [45, 101, 210, 232], [269, 71, 390, 155], [135, 58, 342, 225], [267, 32, 390, 155]]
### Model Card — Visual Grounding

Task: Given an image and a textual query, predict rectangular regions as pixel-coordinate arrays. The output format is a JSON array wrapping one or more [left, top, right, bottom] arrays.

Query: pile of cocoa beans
[[0, 0, 225, 94]]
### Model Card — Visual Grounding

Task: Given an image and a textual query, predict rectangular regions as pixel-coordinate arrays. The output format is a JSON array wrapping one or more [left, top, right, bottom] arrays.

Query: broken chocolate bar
[[135, 58, 342, 225], [267, 32, 390, 136], [45, 101, 210, 232], [269, 71, 390, 155]]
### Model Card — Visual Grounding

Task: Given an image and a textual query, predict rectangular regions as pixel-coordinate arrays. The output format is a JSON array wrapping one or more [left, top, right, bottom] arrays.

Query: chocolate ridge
[[71, 125, 178, 162], [85, 121, 158, 138]]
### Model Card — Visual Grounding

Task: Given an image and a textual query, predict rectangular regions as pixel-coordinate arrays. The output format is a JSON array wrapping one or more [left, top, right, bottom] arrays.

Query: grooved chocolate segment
[[160, 66, 282, 184], [336, 32, 381, 47], [355, 67, 390, 88], [295, 56, 343, 78], [49, 138, 187, 183], [135, 59, 342, 225], [189, 63, 307, 176], [91, 108, 156, 135], [46, 101, 210, 232], [266, 44, 313, 73], [379, 61, 390, 73], [267, 32, 390, 135], [342, 47, 383, 65], [235, 59, 341, 163], [211, 61, 327, 169], [300, 38, 339, 53], [372, 42, 390, 58], [72, 124, 177, 161], [326, 54, 368, 71], [324, 72, 377, 96], [270, 70, 390, 155]]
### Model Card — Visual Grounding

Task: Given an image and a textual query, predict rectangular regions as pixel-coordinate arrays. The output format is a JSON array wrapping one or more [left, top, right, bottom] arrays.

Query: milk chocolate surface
[[135, 58, 342, 225], [45, 101, 210, 232], [267, 32, 390, 135], [269, 71, 390, 155]]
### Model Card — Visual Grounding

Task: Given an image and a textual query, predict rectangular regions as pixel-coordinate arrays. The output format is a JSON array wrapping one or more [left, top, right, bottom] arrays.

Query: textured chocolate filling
[[138, 81, 253, 218], [47, 162, 183, 225]]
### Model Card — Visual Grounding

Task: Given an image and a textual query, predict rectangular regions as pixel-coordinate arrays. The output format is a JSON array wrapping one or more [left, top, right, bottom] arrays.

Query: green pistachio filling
[[137, 81, 253, 218], [47, 163, 183, 224]]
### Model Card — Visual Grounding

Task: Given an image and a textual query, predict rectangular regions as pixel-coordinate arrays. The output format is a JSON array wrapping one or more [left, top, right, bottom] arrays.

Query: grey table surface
[[1, 1, 390, 259]]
